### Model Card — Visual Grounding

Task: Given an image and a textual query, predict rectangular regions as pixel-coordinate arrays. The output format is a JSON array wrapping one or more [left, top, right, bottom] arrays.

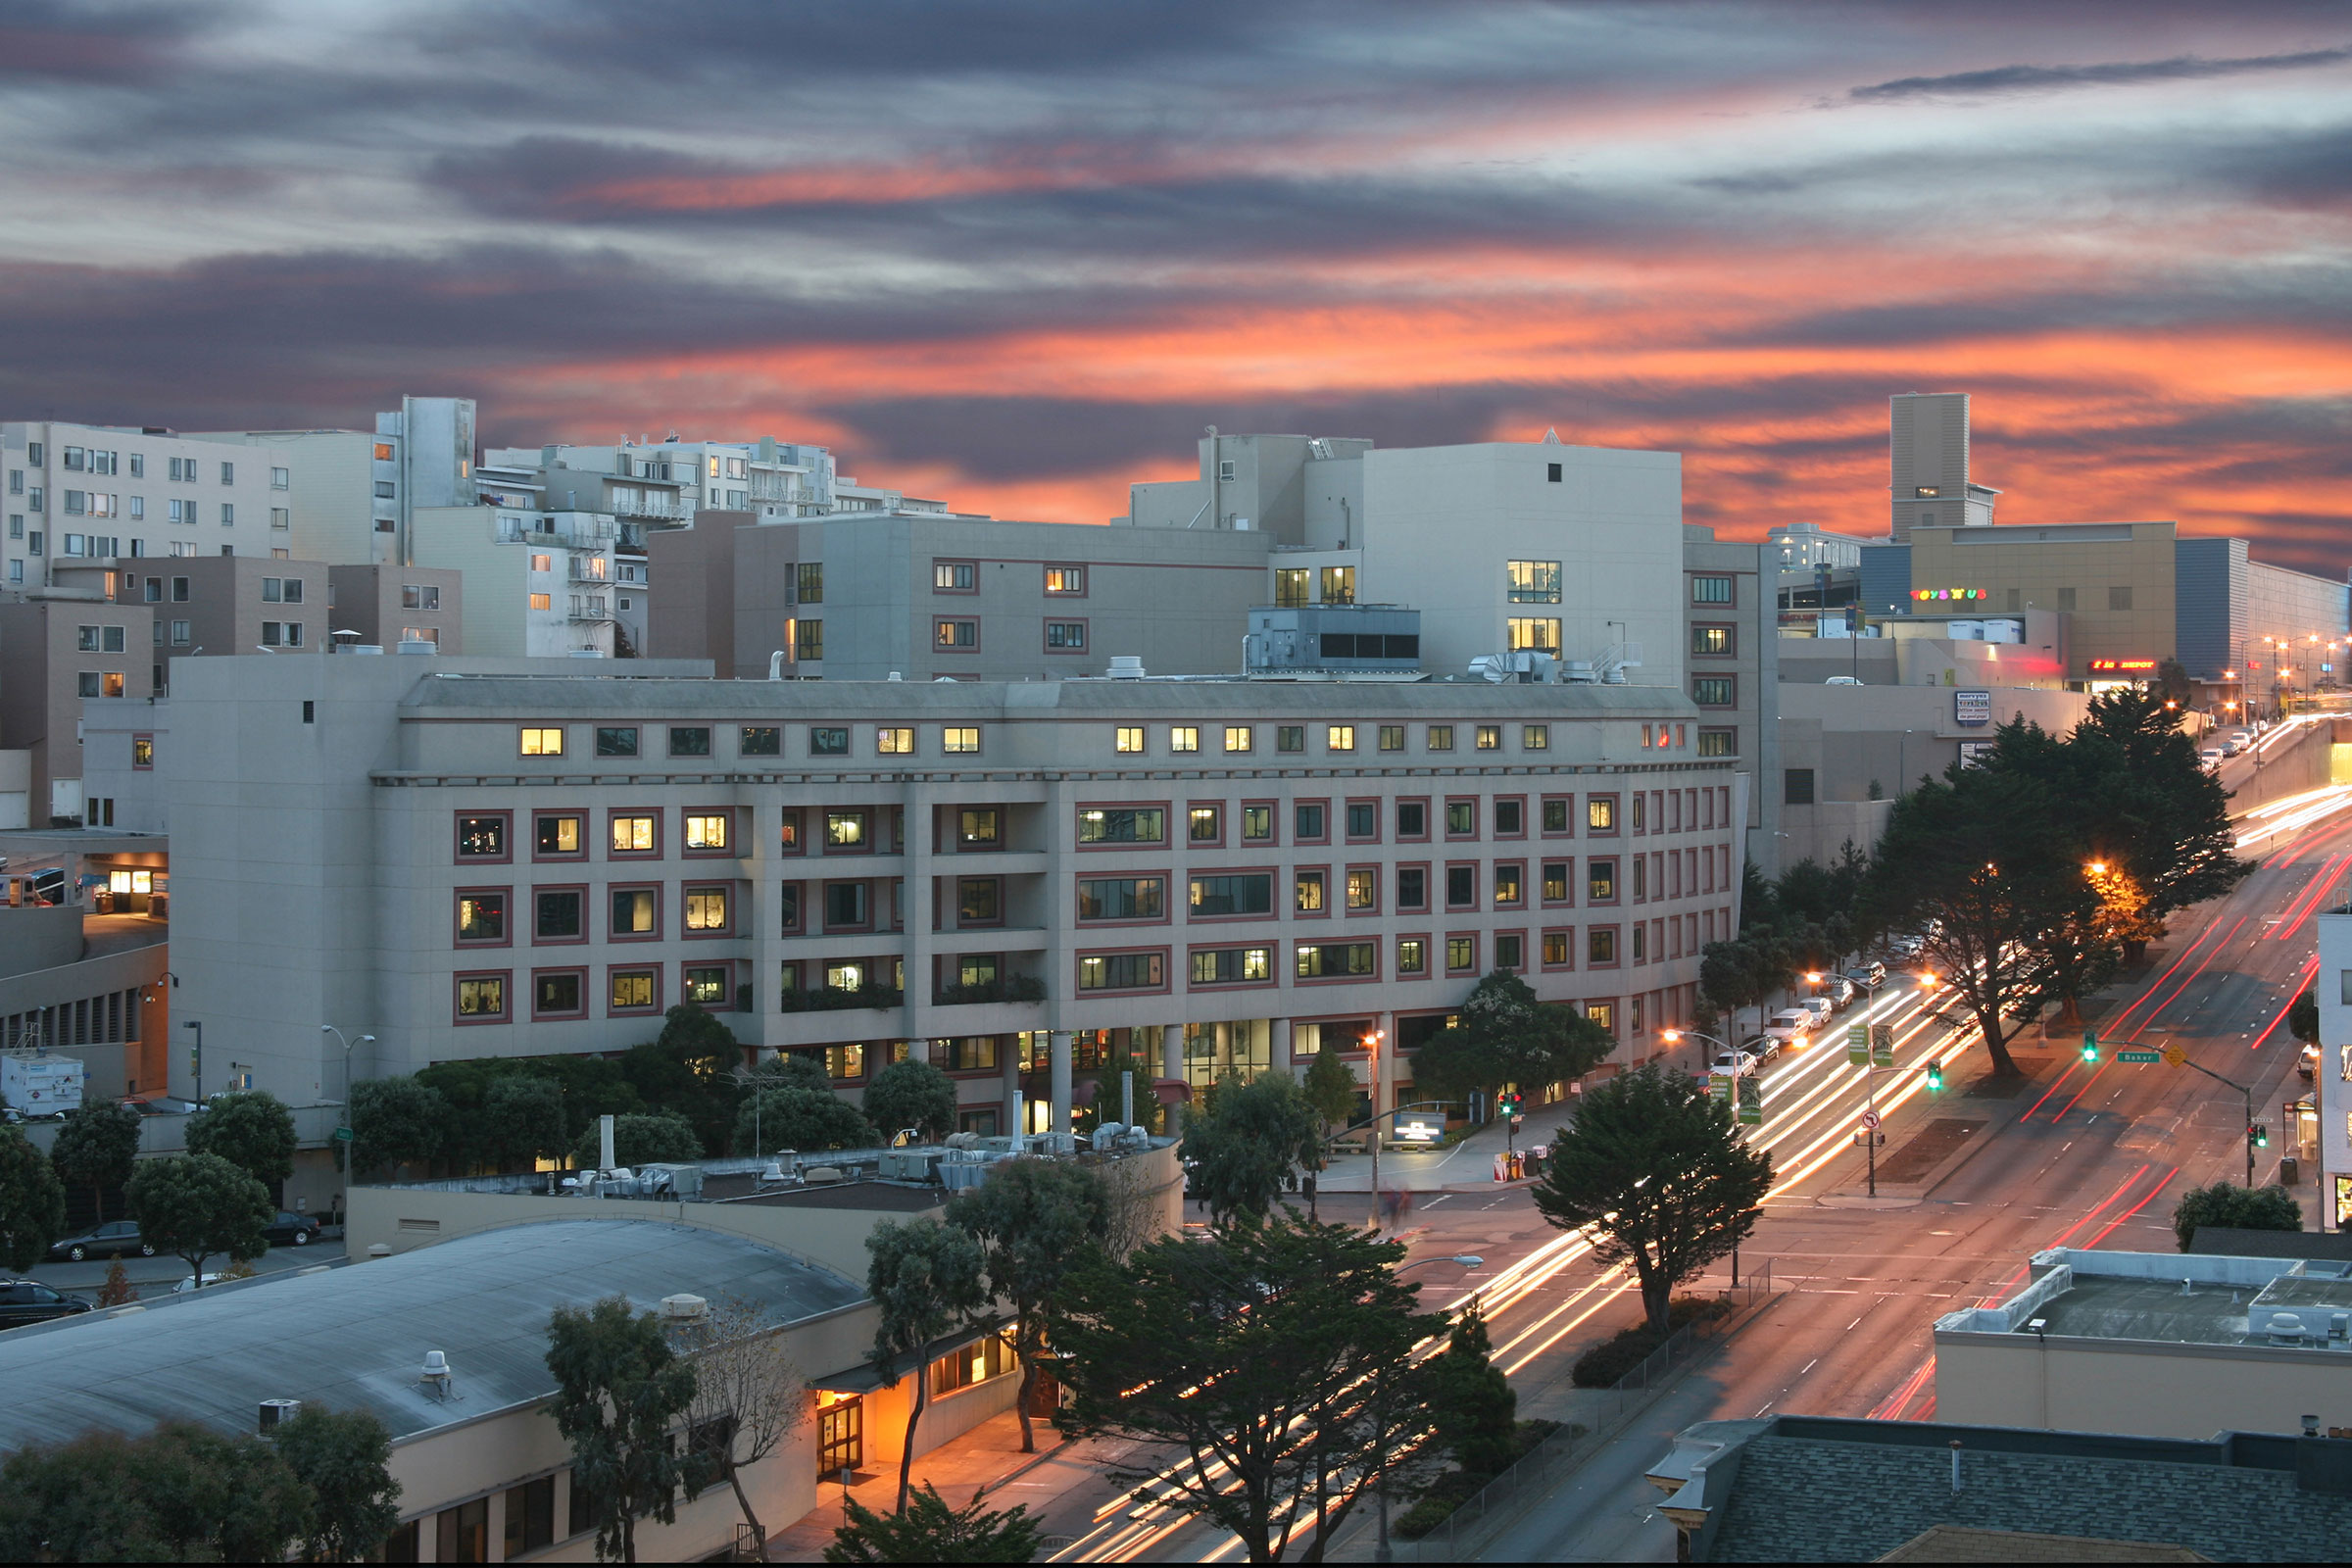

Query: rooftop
[[1936, 1249, 2352, 1351], [0, 1219, 864, 1450], [1652, 1415, 2352, 1562]]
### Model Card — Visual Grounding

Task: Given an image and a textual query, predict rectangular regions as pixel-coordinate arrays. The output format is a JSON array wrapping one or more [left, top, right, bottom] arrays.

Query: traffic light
[[1497, 1091, 1523, 1119], [1925, 1058, 1943, 1092], [2251, 1123, 2271, 1150], [2081, 1033, 2100, 1064]]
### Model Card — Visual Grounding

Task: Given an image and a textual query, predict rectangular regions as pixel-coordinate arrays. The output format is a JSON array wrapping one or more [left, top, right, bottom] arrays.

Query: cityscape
[[2, 5, 2349, 1563]]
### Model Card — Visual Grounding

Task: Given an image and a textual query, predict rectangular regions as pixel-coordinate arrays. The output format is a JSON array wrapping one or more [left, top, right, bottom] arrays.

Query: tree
[[0, 1123, 67, 1271], [863, 1057, 960, 1145], [546, 1296, 700, 1563], [124, 1152, 272, 1287], [680, 1296, 808, 1552], [48, 1099, 143, 1222], [865, 1217, 991, 1513], [1179, 1072, 1325, 1228], [1407, 970, 1612, 1105], [349, 1076, 447, 1176], [185, 1089, 299, 1191], [1075, 1035, 1163, 1139], [756, 1052, 837, 1093], [733, 1084, 871, 1156], [1051, 1217, 1444, 1566], [947, 1158, 1110, 1452], [825, 1483, 1043, 1564], [1862, 718, 2085, 1075], [618, 1005, 746, 1155], [1298, 1051, 1358, 1132], [2172, 1181, 2303, 1251], [2291, 987, 2321, 1047], [2069, 688, 2249, 918], [270, 1404, 403, 1562], [1531, 1064, 1771, 1335], [484, 1074, 569, 1170], [570, 1110, 703, 1170], [1429, 1298, 1516, 1476], [0, 1421, 314, 1562]]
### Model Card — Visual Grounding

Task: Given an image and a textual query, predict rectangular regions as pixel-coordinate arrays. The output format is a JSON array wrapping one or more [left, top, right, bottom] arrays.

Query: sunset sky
[[4, 1, 2348, 572]]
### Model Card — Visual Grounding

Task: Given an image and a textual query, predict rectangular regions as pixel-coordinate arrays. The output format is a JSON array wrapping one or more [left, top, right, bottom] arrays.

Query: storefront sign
[[2086, 659, 2158, 674], [1958, 740, 1997, 767], [1954, 689, 1992, 726], [1910, 588, 1986, 603]]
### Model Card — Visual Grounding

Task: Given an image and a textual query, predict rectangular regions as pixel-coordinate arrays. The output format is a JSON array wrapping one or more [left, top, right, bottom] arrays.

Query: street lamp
[[1374, 1254, 1485, 1563], [321, 1026, 375, 1197], [1364, 1029, 1388, 1233]]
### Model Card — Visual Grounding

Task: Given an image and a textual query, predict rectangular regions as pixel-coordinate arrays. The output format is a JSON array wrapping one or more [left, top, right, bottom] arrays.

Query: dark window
[[1446, 801, 1476, 836], [1693, 675, 1737, 707], [611, 888, 656, 934], [536, 890, 583, 939], [1546, 462, 1562, 481], [1397, 801, 1427, 838], [1296, 804, 1326, 840], [535, 972, 582, 1014], [1590, 927, 1616, 964], [825, 882, 869, 927], [1589, 858, 1617, 902], [1397, 866, 1427, 910], [1785, 768, 1816, 806], [1079, 877, 1164, 920], [1543, 799, 1570, 833], [1494, 863, 1523, 904], [740, 725, 781, 757], [668, 725, 711, 758], [1446, 865, 1475, 907], [798, 563, 823, 603], [1190, 873, 1272, 916], [1192, 946, 1273, 984], [506, 1478, 556, 1557], [779, 883, 802, 929], [1276, 725, 1305, 753], [1698, 729, 1737, 758], [1347, 802, 1377, 837], [811, 727, 849, 756], [957, 878, 999, 922], [1544, 862, 1569, 901], [1495, 933, 1524, 969], [1494, 800, 1523, 835], [1295, 942, 1376, 978], [595, 726, 638, 757]]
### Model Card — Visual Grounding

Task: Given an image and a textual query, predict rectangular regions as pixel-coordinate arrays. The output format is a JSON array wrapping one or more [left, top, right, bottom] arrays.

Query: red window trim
[[453, 968, 512, 1026], [1541, 925, 1577, 970], [681, 806, 739, 859], [606, 963, 663, 1017], [1073, 945, 1173, 998], [608, 881, 663, 943], [1493, 858, 1528, 909], [531, 810, 590, 863], [1540, 793, 1576, 839], [1444, 930, 1481, 975], [1396, 795, 1433, 843], [1293, 797, 1332, 847], [530, 883, 590, 946], [1073, 868, 1174, 928], [1396, 930, 1434, 981], [1395, 858, 1433, 914], [454, 808, 514, 866], [681, 881, 736, 941], [1184, 800, 1227, 850], [1183, 943, 1280, 992], [1292, 863, 1333, 920], [1493, 793, 1529, 840], [1343, 796, 1382, 844], [606, 806, 662, 860], [1444, 860, 1480, 912], [1343, 862, 1382, 918], [1074, 799, 1174, 854], [1044, 616, 1092, 655], [530, 965, 591, 1021], [453, 885, 513, 949], [1293, 939, 1382, 986]]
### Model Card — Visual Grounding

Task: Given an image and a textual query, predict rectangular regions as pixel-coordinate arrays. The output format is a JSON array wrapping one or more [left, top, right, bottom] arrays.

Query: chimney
[[1949, 1440, 1963, 1493], [599, 1113, 616, 1172]]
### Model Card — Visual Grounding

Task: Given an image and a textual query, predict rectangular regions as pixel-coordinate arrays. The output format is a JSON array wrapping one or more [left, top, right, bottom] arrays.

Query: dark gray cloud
[[0, 0, 229, 83], [1849, 45, 2352, 102]]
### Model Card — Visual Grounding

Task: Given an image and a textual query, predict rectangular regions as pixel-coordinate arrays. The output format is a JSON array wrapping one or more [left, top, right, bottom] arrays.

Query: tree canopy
[[1051, 1217, 1444, 1565], [1178, 1072, 1326, 1228], [571, 1111, 703, 1170], [862, 1057, 960, 1145], [946, 1157, 1110, 1452], [546, 1296, 700, 1564], [349, 1076, 447, 1175], [825, 1483, 1043, 1564], [1531, 1064, 1771, 1335], [0, 1123, 67, 1271], [1407, 969, 1613, 1104], [48, 1099, 143, 1222], [269, 1404, 403, 1563], [185, 1089, 299, 1190], [125, 1152, 273, 1286], [0, 1421, 314, 1562], [2172, 1181, 2303, 1252], [733, 1084, 871, 1156], [865, 1217, 990, 1512]]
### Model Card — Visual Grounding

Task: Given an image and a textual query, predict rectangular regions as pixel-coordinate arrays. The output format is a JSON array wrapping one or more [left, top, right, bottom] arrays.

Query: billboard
[[1954, 689, 1992, 726]]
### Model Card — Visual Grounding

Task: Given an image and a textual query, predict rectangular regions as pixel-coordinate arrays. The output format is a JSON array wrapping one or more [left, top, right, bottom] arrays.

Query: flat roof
[[0, 1218, 864, 1450], [1938, 1249, 2352, 1350]]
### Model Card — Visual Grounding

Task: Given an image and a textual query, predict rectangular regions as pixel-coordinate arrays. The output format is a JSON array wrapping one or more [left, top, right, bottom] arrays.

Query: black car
[[262, 1210, 321, 1247], [0, 1279, 94, 1330], [47, 1220, 155, 1262]]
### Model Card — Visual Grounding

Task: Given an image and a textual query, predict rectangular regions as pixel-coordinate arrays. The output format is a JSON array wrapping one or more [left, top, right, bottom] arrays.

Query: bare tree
[[1097, 1150, 1180, 1261], [682, 1296, 810, 1553]]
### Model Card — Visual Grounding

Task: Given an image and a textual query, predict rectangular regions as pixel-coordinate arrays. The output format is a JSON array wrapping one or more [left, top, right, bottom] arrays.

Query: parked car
[[1799, 996, 1836, 1028], [1846, 961, 1886, 989], [0, 1279, 94, 1331], [46, 1220, 154, 1262], [2219, 737, 2244, 757], [1889, 932, 1927, 957], [1763, 1007, 1815, 1050], [2303, 1043, 2322, 1082], [1710, 1048, 1759, 1078], [2199, 746, 2226, 769], [172, 1273, 226, 1295], [1825, 675, 1864, 686], [262, 1210, 321, 1248], [2227, 729, 2255, 748], [1821, 976, 1857, 1008]]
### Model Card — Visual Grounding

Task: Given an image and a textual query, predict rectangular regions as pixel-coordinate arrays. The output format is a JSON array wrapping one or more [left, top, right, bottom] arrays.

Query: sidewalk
[[1317, 1112, 1542, 1194], [763, 1410, 1122, 1562]]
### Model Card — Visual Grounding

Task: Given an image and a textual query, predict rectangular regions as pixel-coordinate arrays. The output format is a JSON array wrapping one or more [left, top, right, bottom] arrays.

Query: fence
[[1391, 1265, 1776, 1561]]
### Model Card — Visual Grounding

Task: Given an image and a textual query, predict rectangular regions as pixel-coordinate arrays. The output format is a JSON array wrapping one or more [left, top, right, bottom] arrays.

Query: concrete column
[[1050, 1029, 1073, 1146], [1001, 1035, 1023, 1140], [1270, 1016, 1294, 1070], [1162, 1021, 1186, 1137]]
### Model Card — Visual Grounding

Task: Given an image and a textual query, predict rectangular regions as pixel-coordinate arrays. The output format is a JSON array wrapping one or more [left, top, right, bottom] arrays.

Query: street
[[24, 1236, 348, 1301], [1041, 781, 2345, 1564]]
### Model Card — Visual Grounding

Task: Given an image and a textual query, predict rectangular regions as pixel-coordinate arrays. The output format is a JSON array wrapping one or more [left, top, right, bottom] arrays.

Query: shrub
[[1570, 1296, 1732, 1388]]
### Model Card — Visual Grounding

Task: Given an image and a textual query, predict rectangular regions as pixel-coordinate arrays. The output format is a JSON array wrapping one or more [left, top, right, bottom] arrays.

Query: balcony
[[929, 975, 1046, 1007], [778, 982, 903, 1014], [566, 595, 611, 622]]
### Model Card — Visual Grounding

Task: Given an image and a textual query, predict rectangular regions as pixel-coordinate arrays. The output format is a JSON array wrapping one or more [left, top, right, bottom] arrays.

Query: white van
[[1763, 1008, 1814, 1051]]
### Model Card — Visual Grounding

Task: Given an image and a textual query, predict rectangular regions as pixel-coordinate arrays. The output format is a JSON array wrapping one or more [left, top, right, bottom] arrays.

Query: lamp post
[[1364, 1028, 1388, 1233], [321, 1026, 374, 1196], [1373, 1253, 1486, 1564]]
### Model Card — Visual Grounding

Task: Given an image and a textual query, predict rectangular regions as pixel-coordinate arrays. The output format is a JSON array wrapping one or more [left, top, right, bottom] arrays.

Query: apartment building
[[215, 395, 477, 569], [485, 435, 844, 523], [324, 564, 466, 653], [107, 656, 1742, 1139], [4, 420, 300, 590], [0, 597, 155, 825], [1683, 527, 1780, 867]]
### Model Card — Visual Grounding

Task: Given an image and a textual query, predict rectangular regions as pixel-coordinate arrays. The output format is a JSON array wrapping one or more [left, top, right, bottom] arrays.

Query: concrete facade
[[1935, 1247, 2352, 1440], [1906, 520, 2179, 681], [1888, 392, 1997, 539], [1683, 529, 1780, 870], [2315, 911, 2352, 1233], [125, 658, 1740, 1142], [0, 597, 157, 824], [327, 564, 467, 653]]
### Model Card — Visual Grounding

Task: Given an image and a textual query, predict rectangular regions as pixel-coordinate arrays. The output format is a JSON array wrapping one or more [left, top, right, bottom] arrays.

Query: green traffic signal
[[2081, 1033, 2100, 1064], [2252, 1123, 2270, 1150], [1925, 1059, 1943, 1092]]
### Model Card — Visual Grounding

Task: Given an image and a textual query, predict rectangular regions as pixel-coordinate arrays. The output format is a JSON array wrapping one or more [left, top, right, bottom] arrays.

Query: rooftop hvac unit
[[258, 1398, 302, 1434], [1107, 656, 1147, 678], [660, 1294, 708, 1322]]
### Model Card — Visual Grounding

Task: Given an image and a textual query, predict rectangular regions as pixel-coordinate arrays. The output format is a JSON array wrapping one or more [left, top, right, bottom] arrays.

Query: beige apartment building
[[96, 655, 1744, 1160]]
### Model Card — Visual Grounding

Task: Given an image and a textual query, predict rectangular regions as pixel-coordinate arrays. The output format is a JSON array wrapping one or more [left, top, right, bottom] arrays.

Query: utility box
[[1245, 605, 1422, 673], [1, 1051, 84, 1116]]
